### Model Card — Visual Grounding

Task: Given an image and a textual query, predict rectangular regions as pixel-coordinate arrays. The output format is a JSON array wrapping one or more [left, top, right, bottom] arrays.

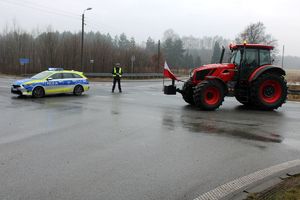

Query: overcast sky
[[0, 0, 299, 56]]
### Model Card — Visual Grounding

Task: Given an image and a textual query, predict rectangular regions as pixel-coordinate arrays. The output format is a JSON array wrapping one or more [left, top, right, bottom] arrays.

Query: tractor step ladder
[[237, 83, 250, 102]]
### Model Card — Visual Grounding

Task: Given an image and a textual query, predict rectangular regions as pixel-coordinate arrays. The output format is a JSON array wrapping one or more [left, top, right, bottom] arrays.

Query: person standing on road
[[112, 63, 122, 93]]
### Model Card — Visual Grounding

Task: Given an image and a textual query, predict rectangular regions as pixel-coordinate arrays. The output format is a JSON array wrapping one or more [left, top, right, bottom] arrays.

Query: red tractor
[[164, 43, 287, 110]]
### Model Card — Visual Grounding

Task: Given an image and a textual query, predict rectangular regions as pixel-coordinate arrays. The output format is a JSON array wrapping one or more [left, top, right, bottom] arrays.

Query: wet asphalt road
[[0, 77, 300, 200]]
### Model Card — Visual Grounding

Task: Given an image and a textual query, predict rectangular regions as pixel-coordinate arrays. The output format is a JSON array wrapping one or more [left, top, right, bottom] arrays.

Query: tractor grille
[[195, 69, 211, 81]]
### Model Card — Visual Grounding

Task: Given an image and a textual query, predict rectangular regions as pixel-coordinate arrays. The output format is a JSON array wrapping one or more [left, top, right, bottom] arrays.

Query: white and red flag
[[163, 61, 178, 81]]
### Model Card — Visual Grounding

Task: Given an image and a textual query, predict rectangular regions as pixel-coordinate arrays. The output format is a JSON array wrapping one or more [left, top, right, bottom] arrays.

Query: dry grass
[[286, 70, 300, 83], [286, 70, 300, 101], [246, 174, 300, 200]]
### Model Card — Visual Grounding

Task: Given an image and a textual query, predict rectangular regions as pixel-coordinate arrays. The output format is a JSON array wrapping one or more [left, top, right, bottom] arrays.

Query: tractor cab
[[229, 44, 273, 81]]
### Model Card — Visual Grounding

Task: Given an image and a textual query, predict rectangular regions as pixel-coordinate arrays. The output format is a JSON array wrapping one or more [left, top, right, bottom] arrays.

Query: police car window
[[50, 73, 63, 79], [72, 73, 83, 78], [63, 73, 74, 79]]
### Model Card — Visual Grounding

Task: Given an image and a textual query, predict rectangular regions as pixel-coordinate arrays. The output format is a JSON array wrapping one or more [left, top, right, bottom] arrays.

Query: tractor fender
[[248, 65, 286, 82], [205, 76, 228, 94]]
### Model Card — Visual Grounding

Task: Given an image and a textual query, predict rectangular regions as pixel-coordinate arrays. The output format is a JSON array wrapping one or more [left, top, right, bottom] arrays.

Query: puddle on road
[[161, 106, 284, 144], [182, 120, 283, 143]]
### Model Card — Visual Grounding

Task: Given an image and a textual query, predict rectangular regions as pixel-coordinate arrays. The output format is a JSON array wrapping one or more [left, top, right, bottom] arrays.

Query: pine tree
[[195, 55, 202, 67], [211, 41, 221, 63]]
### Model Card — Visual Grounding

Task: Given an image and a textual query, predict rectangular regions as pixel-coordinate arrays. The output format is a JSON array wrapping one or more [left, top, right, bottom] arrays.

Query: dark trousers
[[112, 77, 122, 92]]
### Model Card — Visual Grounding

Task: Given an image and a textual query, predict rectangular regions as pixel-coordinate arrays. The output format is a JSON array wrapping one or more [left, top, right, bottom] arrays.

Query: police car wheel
[[32, 87, 44, 98], [74, 85, 83, 96]]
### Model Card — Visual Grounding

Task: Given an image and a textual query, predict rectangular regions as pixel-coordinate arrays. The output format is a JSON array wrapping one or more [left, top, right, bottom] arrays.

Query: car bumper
[[11, 86, 31, 96], [84, 85, 90, 91]]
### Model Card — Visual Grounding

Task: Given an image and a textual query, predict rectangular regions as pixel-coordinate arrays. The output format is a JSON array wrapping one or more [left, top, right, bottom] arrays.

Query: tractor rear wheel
[[193, 80, 225, 110], [182, 79, 195, 105], [250, 73, 287, 110]]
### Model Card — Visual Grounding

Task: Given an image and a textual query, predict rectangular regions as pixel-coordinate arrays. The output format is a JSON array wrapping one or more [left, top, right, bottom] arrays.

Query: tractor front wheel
[[250, 73, 287, 110], [181, 79, 195, 105], [193, 80, 225, 110]]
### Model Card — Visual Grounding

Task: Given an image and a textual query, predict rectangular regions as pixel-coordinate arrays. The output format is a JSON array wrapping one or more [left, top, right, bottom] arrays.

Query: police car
[[11, 68, 90, 98]]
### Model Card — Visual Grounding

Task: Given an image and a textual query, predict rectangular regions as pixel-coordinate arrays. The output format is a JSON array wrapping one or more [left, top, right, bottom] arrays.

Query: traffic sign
[[19, 58, 30, 65]]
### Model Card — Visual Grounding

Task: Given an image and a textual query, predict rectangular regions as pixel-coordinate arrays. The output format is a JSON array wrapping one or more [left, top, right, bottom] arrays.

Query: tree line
[[0, 26, 160, 74], [0, 22, 280, 75]]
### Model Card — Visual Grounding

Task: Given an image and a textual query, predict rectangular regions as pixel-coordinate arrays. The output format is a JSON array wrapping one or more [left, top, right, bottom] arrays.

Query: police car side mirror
[[47, 77, 53, 81]]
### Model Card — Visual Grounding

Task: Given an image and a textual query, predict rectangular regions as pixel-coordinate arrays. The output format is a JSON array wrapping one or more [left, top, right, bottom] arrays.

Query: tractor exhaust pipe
[[219, 46, 225, 63]]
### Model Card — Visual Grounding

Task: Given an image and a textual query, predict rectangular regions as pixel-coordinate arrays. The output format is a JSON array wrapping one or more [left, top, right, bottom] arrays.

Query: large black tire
[[235, 87, 252, 106], [73, 85, 84, 96], [32, 86, 45, 98], [250, 73, 287, 110], [182, 79, 195, 105], [193, 80, 225, 111]]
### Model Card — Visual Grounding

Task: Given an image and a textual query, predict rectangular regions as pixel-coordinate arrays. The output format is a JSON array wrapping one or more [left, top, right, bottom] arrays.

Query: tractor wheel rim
[[204, 86, 220, 105], [259, 80, 282, 104]]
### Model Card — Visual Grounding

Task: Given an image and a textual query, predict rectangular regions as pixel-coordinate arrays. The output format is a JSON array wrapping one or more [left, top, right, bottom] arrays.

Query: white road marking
[[194, 159, 300, 200]]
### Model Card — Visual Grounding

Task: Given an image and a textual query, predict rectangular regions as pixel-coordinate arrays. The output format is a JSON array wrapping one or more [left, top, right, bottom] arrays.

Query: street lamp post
[[81, 7, 92, 72]]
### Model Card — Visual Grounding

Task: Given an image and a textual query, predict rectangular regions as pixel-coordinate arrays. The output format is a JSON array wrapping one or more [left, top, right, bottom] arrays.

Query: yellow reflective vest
[[113, 67, 122, 77]]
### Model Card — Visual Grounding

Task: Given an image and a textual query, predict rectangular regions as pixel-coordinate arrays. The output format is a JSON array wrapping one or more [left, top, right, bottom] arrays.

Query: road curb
[[193, 159, 300, 200]]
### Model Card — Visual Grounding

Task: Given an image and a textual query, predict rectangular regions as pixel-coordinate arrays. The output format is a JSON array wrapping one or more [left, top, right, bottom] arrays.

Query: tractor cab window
[[231, 49, 242, 66], [243, 49, 258, 68], [259, 49, 271, 66]]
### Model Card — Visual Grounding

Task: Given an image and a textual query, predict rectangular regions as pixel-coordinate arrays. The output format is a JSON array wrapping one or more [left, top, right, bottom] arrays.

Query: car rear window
[[72, 73, 83, 78]]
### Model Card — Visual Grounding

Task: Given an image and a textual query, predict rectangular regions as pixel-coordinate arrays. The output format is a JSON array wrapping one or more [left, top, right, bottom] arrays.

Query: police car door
[[46, 72, 64, 94], [62, 73, 75, 93]]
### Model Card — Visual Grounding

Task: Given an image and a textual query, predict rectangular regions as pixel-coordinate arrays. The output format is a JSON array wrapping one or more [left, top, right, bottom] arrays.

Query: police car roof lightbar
[[48, 68, 64, 71]]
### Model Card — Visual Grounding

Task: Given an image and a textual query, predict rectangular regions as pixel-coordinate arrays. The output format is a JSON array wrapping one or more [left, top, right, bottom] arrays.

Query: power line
[[12, 0, 80, 16], [0, 0, 81, 20]]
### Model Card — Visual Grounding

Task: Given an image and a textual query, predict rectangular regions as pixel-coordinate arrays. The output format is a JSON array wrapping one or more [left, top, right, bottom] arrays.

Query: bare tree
[[235, 22, 277, 45], [235, 22, 279, 60]]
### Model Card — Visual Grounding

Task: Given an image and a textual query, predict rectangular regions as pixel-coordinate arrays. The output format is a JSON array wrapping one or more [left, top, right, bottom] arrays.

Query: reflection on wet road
[[162, 105, 283, 143], [0, 77, 299, 200]]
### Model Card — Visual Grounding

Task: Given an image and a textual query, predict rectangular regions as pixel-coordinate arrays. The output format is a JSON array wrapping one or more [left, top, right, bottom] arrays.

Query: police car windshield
[[31, 71, 53, 79]]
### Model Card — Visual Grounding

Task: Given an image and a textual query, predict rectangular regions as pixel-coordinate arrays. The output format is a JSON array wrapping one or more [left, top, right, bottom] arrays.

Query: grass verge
[[246, 174, 300, 200]]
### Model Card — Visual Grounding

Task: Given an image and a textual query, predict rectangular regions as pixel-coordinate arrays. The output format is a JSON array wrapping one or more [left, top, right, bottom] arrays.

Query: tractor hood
[[191, 63, 236, 83], [195, 63, 235, 72]]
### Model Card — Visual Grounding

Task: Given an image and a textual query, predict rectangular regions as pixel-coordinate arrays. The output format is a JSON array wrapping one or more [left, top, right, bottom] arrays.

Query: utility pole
[[80, 8, 92, 72], [81, 13, 84, 71], [281, 45, 285, 69], [131, 55, 135, 73], [157, 40, 160, 73]]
